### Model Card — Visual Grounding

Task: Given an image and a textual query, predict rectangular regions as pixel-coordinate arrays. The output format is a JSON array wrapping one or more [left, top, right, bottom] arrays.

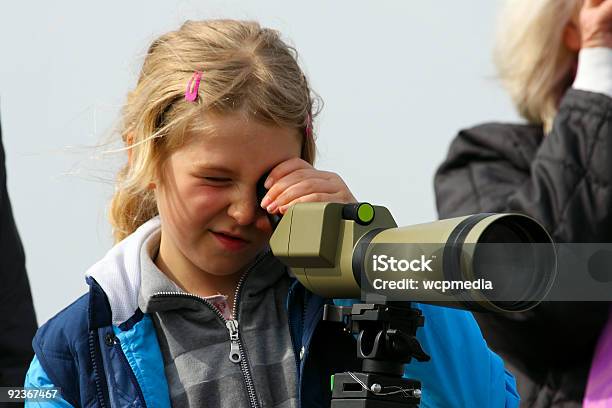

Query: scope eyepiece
[[256, 172, 282, 230]]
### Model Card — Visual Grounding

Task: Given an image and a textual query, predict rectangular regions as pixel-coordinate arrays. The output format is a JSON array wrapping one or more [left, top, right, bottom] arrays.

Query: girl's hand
[[580, 0, 612, 49], [259, 158, 357, 215]]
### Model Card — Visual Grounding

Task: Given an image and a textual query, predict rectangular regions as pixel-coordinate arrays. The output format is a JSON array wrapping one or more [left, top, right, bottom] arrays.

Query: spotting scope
[[262, 198, 557, 407], [269, 202, 557, 312]]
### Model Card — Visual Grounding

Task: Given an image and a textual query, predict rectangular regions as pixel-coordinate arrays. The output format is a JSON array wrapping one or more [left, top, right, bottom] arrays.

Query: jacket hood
[[86, 217, 162, 326]]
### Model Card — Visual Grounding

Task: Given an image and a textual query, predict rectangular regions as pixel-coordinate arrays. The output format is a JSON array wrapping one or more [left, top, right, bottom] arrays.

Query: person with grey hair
[[435, 0, 612, 407]]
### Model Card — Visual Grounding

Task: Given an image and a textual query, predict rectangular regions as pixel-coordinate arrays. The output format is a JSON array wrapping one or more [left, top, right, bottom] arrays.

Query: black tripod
[[323, 302, 430, 408]]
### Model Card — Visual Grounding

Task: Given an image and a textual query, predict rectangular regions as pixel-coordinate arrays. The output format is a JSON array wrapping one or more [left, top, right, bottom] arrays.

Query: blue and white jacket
[[25, 218, 520, 407]]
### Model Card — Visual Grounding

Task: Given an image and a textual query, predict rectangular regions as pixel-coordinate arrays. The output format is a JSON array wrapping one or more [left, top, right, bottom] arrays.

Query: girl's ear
[[563, 20, 581, 52]]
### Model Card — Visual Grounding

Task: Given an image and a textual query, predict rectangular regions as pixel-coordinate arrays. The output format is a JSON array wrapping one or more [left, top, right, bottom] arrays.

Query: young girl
[[25, 20, 518, 407]]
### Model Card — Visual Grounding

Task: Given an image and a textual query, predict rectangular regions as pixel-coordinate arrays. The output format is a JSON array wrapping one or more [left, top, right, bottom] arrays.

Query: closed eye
[[192, 173, 233, 185], [203, 177, 231, 183]]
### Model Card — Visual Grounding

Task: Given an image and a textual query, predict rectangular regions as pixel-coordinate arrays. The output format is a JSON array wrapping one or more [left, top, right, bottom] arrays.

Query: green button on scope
[[342, 202, 375, 225], [357, 203, 375, 224]]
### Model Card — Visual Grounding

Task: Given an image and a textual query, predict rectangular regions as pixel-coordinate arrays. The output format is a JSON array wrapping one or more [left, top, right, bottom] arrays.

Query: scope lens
[[472, 216, 555, 311]]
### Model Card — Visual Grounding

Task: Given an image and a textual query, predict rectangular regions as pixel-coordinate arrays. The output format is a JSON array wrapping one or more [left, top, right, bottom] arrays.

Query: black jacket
[[435, 89, 612, 407], [0, 118, 37, 394]]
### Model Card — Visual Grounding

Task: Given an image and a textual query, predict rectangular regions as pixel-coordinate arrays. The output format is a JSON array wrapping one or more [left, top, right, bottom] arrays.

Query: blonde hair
[[110, 20, 319, 242], [494, 0, 581, 132]]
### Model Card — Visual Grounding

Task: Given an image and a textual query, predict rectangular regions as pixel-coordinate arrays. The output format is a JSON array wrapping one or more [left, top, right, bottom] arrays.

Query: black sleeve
[[433, 89, 612, 366], [0, 118, 38, 389], [435, 88, 612, 243]]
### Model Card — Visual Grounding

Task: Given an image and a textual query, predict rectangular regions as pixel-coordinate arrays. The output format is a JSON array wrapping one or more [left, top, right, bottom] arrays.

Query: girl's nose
[[228, 188, 258, 226]]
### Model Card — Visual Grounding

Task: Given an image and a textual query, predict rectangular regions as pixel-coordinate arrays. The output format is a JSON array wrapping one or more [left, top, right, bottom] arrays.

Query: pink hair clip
[[185, 71, 202, 102], [305, 113, 313, 139]]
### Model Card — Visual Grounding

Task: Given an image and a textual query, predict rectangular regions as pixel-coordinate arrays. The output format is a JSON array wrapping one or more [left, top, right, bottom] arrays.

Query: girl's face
[[155, 111, 302, 280]]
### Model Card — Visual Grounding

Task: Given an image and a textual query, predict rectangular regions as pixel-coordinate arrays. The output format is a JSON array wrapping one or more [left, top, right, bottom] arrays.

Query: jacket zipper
[[112, 335, 147, 407], [231, 267, 259, 408], [88, 330, 108, 408], [152, 250, 270, 408]]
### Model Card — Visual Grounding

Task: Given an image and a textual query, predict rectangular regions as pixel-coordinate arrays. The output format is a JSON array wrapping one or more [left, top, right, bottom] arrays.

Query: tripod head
[[323, 302, 430, 407]]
